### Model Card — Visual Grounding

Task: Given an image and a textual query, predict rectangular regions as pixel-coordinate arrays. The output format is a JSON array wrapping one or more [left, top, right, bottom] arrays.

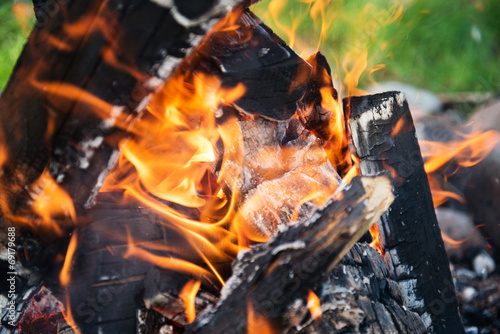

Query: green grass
[[0, 1, 32, 90], [253, 0, 500, 94], [0, 0, 498, 93]]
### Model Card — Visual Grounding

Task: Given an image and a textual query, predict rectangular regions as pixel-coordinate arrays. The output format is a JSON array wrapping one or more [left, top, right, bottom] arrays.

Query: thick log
[[184, 10, 312, 121], [186, 175, 395, 333], [0, 0, 242, 234], [345, 91, 464, 333]]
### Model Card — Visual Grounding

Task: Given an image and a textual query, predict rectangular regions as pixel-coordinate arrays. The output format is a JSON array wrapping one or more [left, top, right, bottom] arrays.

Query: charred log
[[184, 10, 312, 121], [186, 175, 395, 333], [345, 91, 464, 333], [290, 243, 427, 334], [0, 0, 242, 236]]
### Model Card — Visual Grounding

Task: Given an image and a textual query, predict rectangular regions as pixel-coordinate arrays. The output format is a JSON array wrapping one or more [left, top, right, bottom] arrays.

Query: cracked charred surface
[[345, 91, 464, 334]]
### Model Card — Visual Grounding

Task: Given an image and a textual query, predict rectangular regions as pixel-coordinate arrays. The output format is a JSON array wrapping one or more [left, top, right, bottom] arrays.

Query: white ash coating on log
[[185, 175, 394, 334], [345, 91, 464, 333], [0, 0, 242, 233]]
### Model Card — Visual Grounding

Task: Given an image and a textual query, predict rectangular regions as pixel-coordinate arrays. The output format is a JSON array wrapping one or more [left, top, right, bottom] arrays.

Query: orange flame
[[247, 300, 277, 334], [180, 279, 202, 324], [421, 128, 500, 207], [441, 232, 467, 249], [422, 130, 500, 174], [31, 170, 76, 235], [12, 2, 33, 33], [60, 232, 78, 287], [307, 290, 322, 321], [61, 294, 82, 334]]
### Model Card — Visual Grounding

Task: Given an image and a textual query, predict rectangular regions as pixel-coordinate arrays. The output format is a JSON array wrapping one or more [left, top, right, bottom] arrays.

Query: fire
[[421, 128, 500, 206], [60, 232, 78, 287], [307, 290, 322, 321], [247, 300, 277, 334], [31, 170, 76, 234], [421, 130, 500, 175], [12, 2, 33, 33], [180, 279, 202, 324]]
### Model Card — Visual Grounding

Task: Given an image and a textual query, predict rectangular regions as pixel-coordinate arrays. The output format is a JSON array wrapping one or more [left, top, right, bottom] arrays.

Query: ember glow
[[307, 290, 322, 321]]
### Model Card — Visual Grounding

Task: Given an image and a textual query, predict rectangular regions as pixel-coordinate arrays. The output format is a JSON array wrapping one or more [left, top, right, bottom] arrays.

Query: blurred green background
[[0, 0, 499, 94]]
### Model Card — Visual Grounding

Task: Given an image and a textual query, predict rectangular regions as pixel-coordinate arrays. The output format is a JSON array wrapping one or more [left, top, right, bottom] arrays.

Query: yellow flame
[[180, 279, 202, 324], [307, 290, 322, 321]]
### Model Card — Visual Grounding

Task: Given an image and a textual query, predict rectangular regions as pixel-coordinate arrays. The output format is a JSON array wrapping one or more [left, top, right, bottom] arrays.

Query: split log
[[0, 0, 242, 233], [186, 175, 396, 333], [345, 91, 464, 333]]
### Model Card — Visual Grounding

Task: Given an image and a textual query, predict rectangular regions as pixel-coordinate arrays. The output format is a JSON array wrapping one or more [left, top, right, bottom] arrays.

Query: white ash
[[472, 250, 495, 277]]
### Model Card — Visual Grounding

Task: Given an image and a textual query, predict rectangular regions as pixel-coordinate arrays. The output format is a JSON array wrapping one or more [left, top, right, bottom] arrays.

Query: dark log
[[297, 52, 351, 177], [186, 175, 395, 334], [184, 10, 312, 121], [61, 191, 226, 334], [345, 91, 464, 333], [290, 243, 427, 334], [0, 0, 242, 235]]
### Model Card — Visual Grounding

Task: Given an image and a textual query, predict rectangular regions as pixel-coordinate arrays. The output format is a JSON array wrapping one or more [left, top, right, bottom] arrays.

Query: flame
[[12, 2, 33, 33], [369, 224, 383, 254], [247, 300, 276, 334], [421, 128, 500, 207], [180, 279, 201, 324], [61, 294, 82, 334], [441, 232, 467, 249], [422, 130, 500, 174], [60, 232, 78, 287], [307, 290, 322, 321], [31, 170, 76, 234]]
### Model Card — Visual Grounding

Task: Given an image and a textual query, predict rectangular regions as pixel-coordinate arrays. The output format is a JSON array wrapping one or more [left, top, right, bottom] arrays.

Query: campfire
[[1, 1, 499, 333]]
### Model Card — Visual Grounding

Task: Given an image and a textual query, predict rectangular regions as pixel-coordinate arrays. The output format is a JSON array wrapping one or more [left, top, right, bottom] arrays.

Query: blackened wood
[[345, 91, 464, 333], [290, 243, 426, 334], [186, 175, 394, 334], [64, 192, 224, 334], [0, 0, 241, 233], [297, 52, 351, 177], [184, 10, 312, 121]]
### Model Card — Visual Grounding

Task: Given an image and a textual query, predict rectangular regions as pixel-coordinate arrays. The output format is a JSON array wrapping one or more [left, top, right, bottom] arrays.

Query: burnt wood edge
[[185, 175, 394, 333], [344, 91, 465, 334]]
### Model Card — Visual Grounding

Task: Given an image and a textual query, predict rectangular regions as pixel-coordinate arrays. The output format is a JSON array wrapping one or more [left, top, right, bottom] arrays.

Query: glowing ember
[[307, 290, 322, 321]]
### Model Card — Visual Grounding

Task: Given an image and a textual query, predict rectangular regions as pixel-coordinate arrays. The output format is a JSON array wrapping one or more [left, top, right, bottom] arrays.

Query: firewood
[[0, 0, 243, 235], [290, 243, 427, 334], [184, 10, 312, 121], [345, 91, 465, 333], [186, 175, 395, 333]]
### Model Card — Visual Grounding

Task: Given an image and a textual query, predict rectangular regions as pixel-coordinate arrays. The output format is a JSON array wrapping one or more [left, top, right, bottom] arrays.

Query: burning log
[[0, 0, 244, 236], [345, 92, 464, 333], [185, 10, 312, 121], [186, 175, 400, 333]]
